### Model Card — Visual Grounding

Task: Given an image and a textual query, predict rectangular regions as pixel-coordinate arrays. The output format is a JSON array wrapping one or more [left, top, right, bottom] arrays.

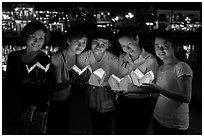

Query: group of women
[[6, 20, 193, 135]]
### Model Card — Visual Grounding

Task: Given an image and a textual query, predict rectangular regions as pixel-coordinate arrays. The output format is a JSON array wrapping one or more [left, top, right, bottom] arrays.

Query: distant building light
[[15, 20, 21, 24], [115, 16, 119, 21], [149, 22, 154, 25], [146, 22, 154, 26], [125, 12, 134, 19], [97, 25, 103, 27]]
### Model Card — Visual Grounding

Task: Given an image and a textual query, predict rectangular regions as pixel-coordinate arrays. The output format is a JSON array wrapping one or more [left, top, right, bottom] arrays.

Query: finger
[[140, 85, 149, 88], [141, 83, 151, 86], [125, 93, 134, 96], [30, 106, 37, 122]]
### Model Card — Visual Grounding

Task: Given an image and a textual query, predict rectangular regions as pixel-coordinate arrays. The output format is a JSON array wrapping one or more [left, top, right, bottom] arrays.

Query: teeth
[[32, 44, 37, 47]]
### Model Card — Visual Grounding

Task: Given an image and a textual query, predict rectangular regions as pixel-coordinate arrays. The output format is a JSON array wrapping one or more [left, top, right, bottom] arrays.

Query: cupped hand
[[23, 78, 45, 85], [128, 83, 148, 93], [140, 83, 162, 93]]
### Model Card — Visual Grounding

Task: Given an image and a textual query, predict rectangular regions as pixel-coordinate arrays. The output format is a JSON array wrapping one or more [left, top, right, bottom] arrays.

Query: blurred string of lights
[[2, 4, 201, 71], [2, 4, 201, 33]]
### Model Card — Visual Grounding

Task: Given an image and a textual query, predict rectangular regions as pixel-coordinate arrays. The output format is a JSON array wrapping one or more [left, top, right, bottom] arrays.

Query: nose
[[124, 46, 130, 51], [96, 43, 102, 48], [78, 42, 82, 47], [159, 47, 164, 50], [34, 38, 38, 42]]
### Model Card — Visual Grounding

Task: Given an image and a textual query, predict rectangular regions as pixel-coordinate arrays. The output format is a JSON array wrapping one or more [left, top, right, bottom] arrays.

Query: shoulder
[[175, 61, 193, 77], [79, 50, 90, 57], [118, 53, 126, 61], [38, 51, 49, 58], [106, 51, 118, 62], [8, 50, 22, 59], [6, 51, 22, 67], [51, 51, 63, 66], [37, 51, 50, 63], [78, 50, 91, 60], [143, 51, 157, 60], [143, 51, 158, 64]]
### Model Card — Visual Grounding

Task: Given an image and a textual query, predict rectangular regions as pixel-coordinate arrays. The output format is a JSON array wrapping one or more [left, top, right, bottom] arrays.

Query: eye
[[101, 44, 106, 47], [74, 40, 78, 43], [30, 35, 35, 38], [121, 45, 126, 48], [128, 42, 132, 45], [39, 37, 45, 40], [164, 44, 168, 48], [154, 45, 159, 49]]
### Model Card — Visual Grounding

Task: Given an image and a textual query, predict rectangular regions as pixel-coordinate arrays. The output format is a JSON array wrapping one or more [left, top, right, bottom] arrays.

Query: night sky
[[2, 2, 202, 14]]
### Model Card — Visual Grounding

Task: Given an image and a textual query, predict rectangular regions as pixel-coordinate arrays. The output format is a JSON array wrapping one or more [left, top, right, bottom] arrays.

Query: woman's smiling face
[[154, 37, 174, 60], [69, 36, 88, 54], [91, 38, 110, 54], [26, 29, 45, 52], [118, 36, 140, 55]]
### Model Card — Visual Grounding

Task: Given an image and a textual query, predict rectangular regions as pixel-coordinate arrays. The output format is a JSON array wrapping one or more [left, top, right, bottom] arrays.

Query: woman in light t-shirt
[[142, 31, 193, 135], [77, 27, 119, 135]]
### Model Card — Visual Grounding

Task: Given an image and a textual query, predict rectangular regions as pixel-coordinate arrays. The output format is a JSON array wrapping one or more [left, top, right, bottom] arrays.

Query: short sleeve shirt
[[153, 62, 193, 130]]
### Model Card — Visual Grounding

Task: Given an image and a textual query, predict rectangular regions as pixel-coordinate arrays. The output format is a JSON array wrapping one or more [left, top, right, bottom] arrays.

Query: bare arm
[[142, 75, 192, 103], [146, 56, 158, 80], [51, 55, 63, 84], [77, 51, 89, 69]]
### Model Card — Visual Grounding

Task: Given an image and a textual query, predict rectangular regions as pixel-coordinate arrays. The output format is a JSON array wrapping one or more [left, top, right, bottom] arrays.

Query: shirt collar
[[133, 48, 147, 64]]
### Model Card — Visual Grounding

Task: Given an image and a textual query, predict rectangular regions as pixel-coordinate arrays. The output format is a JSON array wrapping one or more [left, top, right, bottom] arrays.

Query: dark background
[[2, 2, 202, 12]]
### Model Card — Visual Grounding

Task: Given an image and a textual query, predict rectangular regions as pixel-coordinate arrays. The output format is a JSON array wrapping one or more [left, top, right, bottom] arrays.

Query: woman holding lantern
[[114, 26, 158, 135]]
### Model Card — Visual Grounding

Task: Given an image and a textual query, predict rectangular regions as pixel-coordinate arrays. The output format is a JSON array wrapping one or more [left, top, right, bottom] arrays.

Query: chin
[[158, 56, 166, 60], [75, 51, 82, 54], [93, 49, 102, 54]]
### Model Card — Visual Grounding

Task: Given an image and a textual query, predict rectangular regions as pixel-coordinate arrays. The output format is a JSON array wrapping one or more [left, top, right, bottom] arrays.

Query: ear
[[67, 39, 71, 45]]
